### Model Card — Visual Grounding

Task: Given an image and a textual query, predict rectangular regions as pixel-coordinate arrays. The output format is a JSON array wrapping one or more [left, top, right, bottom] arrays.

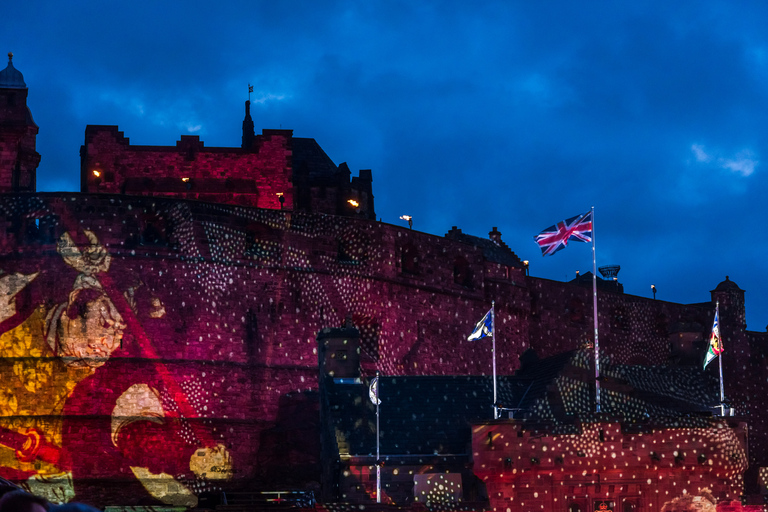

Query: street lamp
[[651, 284, 657, 300], [399, 215, 413, 229]]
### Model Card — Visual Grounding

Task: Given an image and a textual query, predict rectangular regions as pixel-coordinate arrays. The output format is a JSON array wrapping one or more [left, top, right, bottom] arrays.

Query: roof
[[712, 275, 743, 293], [513, 350, 721, 433], [0, 54, 26, 89], [324, 351, 723, 461], [324, 375, 531, 460], [569, 271, 624, 293], [444, 227, 523, 268], [292, 138, 339, 179]]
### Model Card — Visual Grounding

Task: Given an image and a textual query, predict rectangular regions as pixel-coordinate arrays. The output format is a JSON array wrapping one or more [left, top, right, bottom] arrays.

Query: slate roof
[[568, 271, 624, 293], [444, 228, 523, 268], [324, 375, 532, 461], [324, 351, 723, 462], [512, 350, 722, 433], [712, 275, 743, 293], [0, 55, 26, 89], [292, 138, 339, 179]]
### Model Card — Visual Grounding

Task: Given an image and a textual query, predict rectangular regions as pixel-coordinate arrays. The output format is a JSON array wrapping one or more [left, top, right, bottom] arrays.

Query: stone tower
[[0, 53, 40, 192]]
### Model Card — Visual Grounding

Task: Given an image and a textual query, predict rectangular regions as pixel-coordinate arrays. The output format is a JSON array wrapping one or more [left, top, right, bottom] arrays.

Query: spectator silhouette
[[0, 490, 49, 512]]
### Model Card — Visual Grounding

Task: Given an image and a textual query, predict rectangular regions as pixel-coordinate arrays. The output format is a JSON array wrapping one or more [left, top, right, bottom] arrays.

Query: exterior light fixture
[[651, 285, 657, 300], [181, 177, 190, 182], [92, 170, 101, 177], [400, 215, 413, 229], [276, 192, 285, 209], [347, 199, 359, 208], [523, 260, 529, 276]]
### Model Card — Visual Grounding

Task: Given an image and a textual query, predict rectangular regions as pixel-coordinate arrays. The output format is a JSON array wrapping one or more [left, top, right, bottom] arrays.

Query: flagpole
[[715, 302, 725, 416], [492, 300, 498, 419], [375, 371, 381, 503], [591, 206, 600, 414]]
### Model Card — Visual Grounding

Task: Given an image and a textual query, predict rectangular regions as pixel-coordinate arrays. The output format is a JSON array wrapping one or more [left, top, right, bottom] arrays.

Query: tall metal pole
[[492, 301, 498, 419], [375, 371, 381, 502], [591, 206, 600, 413], [716, 302, 726, 416]]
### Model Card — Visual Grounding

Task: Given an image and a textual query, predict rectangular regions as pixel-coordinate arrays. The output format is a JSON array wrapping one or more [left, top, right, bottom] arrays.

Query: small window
[[400, 243, 419, 275], [453, 256, 472, 287]]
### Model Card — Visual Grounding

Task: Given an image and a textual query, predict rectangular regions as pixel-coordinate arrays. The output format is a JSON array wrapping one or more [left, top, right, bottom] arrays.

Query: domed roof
[[0, 53, 27, 89], [713, 275, 743, 292]]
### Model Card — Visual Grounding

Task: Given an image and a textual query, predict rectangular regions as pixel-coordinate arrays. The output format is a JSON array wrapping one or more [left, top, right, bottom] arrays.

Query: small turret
[[711, 276, 745, 330], [0, 53, 40, 192]]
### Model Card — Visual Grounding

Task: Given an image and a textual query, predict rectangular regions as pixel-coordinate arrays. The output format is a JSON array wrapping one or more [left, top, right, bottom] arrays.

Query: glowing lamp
[[399, 215, 413, 229], [182, 177, 190, 182], [92, 170, 101, 178]]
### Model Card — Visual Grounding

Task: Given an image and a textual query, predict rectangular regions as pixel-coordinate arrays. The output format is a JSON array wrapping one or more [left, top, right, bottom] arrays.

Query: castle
[[0, 54, 766, 511]]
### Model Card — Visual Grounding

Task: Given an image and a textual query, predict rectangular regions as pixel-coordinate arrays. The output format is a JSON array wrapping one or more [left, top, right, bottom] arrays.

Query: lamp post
[[651, 285, 657, 300], [399, 215, 412, 229]]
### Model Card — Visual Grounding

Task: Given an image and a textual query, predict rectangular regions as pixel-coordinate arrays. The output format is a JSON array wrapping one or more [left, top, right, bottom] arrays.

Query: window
[[453, 256, 472, 287], [400, 243, 419, 275]]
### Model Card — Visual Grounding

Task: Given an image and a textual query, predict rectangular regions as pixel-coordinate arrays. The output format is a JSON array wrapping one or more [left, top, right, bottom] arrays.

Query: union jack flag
[[534, 210, 593, 256]]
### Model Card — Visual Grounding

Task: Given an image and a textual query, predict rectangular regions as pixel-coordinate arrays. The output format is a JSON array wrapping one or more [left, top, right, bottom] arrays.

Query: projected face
[[56, 292, 126, 368]]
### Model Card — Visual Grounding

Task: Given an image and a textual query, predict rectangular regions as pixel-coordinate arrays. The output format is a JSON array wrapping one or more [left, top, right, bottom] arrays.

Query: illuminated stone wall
[[0, 193, 765, 507], [81, 125, 294, 209], [472, 420, 750, 511]]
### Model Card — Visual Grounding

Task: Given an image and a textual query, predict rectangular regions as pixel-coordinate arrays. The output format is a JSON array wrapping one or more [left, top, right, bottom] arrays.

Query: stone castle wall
[[0, 192, 761, 507]]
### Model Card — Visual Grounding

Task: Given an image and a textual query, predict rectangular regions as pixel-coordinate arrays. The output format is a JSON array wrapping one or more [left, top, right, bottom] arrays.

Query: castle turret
[[711, 276, 746, 331], [0, 53, 39, 192]]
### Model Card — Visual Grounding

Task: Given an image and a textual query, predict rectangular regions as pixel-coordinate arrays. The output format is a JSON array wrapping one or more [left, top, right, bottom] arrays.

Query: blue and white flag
[[703, 304, 722, 369], [468, 309, 493, 341], [369, 376, 381, 405]]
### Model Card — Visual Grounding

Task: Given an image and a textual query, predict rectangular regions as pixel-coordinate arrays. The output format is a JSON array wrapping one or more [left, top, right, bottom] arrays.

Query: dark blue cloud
[[4, 0, 768, 327]]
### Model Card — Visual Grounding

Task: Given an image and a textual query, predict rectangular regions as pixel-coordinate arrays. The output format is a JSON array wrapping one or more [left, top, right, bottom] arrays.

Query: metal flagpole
[[716, 302, 726, 416], [591, 206, 600, 414], [375, 371, 381, 502], [492, 300, 498, 419]]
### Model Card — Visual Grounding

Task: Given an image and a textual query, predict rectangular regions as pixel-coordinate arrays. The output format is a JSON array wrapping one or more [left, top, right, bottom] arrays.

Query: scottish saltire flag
[[468, 309, 493, 341], [369, 376, 381, 405], [534, 210, 593, 256], [703, 306, 723, 369]]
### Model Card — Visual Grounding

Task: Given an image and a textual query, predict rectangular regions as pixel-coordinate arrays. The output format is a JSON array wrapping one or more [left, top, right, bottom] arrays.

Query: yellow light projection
[[0, 230, 233, 506]]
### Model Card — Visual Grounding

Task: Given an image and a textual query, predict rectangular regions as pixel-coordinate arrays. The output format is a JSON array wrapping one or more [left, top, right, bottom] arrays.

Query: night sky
[[5, 2, 768, 330]]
